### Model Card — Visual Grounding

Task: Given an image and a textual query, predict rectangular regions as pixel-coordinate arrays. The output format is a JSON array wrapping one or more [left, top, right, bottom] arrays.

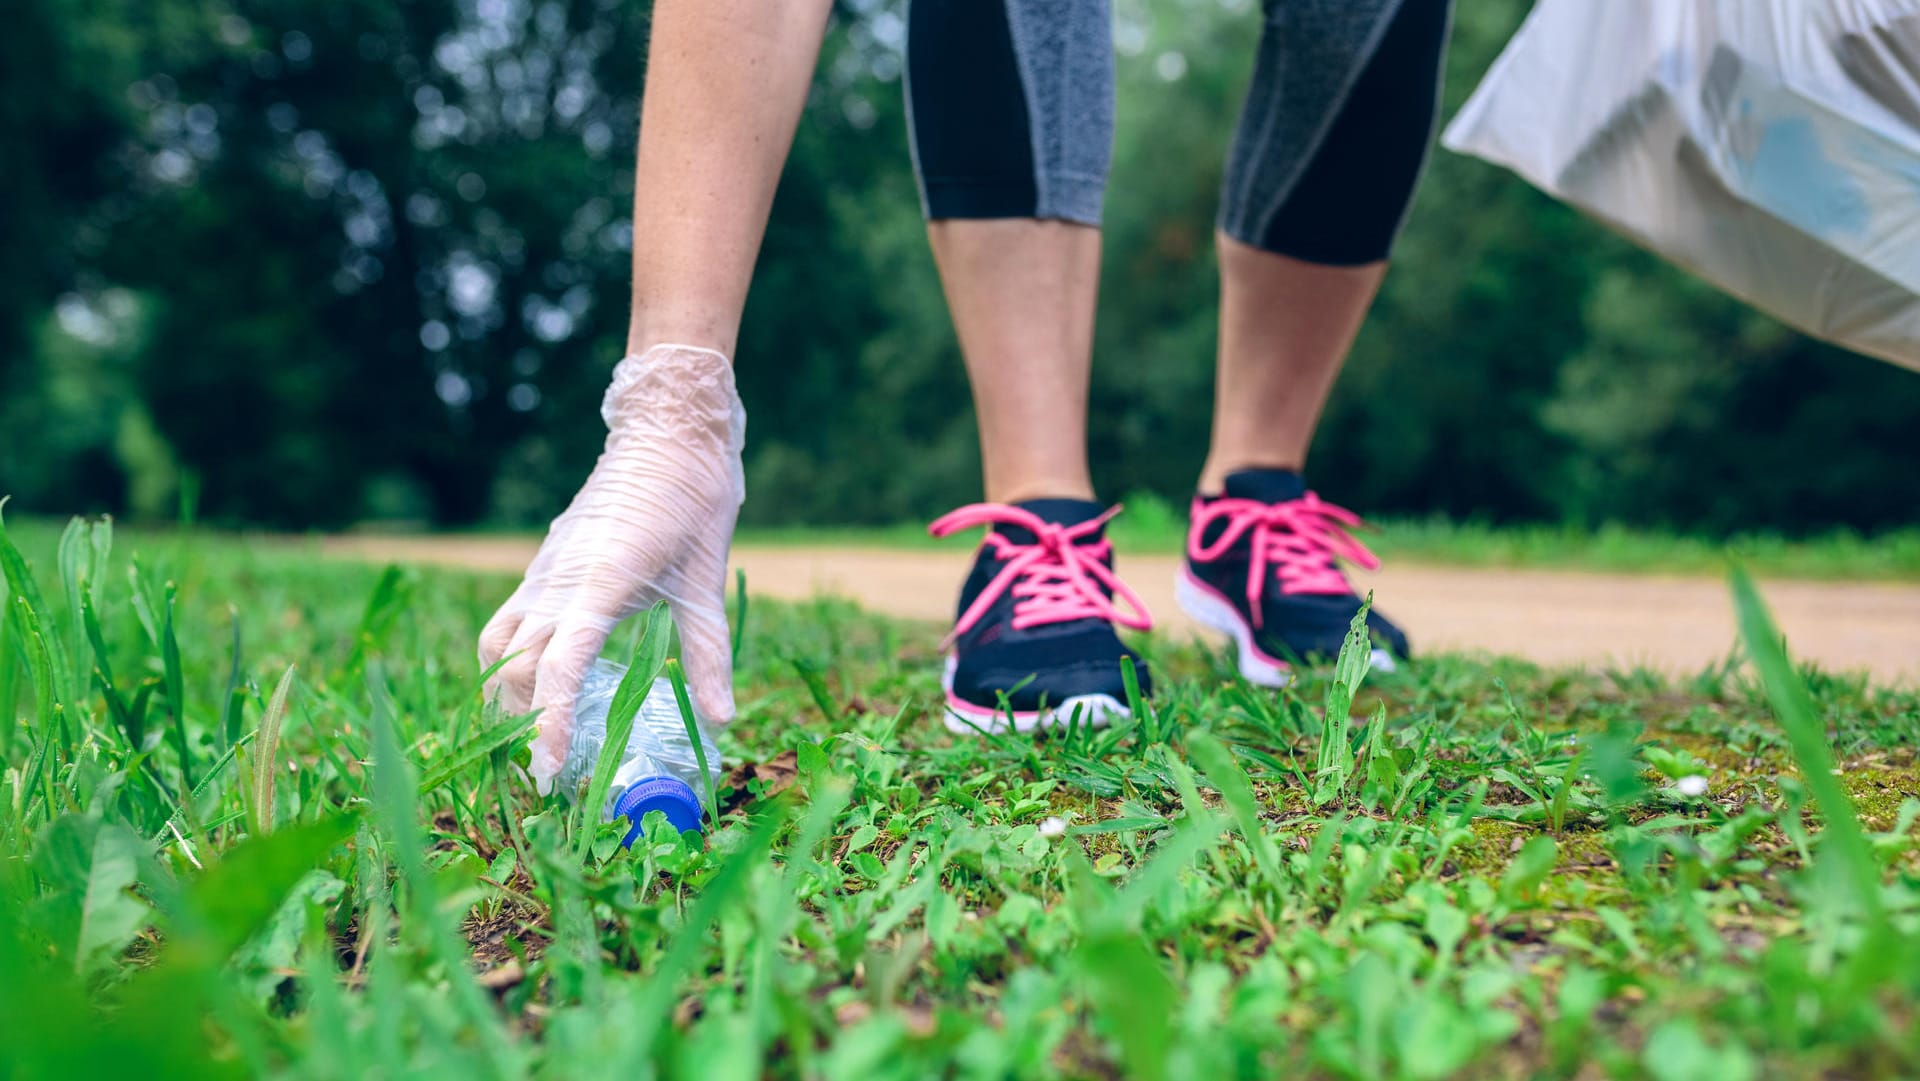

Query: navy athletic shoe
[[929, 499, 1153, 733], [1177, 469, 1408, 686]]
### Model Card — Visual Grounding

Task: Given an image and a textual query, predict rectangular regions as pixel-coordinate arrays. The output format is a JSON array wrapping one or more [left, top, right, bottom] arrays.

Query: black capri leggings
[[905, 0, 1452, 267]]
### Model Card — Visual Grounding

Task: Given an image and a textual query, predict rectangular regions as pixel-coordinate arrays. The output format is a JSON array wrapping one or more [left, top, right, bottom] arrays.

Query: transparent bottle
[[556, 658, 721, 844]]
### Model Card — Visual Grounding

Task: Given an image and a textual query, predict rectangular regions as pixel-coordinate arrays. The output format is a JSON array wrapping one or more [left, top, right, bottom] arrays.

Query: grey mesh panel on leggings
[[905, 0, 1114, 225], [905, 0, 1450, 266]]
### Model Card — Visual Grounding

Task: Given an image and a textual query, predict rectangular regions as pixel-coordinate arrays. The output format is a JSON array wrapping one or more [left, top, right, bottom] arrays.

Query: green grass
[[2, 512, 1918, 1079], [736, 495, 1920, 581], [19, 499, 1920, 581]]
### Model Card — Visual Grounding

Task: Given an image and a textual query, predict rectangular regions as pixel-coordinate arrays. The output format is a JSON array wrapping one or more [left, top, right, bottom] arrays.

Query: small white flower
[[1038, 816, 1067, 838], [1676, 774, 1710, 797]]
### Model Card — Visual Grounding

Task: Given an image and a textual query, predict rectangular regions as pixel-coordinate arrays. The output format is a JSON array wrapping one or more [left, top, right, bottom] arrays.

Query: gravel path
[[317, 536, 1920, 685]]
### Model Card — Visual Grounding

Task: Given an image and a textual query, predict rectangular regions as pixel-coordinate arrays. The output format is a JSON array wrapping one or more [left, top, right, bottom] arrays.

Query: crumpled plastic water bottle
[[555, 658, 721, 845]]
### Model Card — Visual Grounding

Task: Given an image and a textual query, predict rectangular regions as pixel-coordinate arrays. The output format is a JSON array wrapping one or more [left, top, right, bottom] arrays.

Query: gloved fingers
[[478, 599, 527, 674], [528, 619, 615, 796], [673, 597, 737, 728], [494, 618, 555, 723]]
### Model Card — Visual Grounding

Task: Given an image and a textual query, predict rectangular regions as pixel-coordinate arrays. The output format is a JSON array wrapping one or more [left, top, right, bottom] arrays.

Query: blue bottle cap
[[614, 776, 703, 845]]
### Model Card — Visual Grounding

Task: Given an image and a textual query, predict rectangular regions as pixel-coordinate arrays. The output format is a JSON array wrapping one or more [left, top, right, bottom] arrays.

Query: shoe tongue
[[1222, 469, 1307, 504], [993, 498, 1106, 545]]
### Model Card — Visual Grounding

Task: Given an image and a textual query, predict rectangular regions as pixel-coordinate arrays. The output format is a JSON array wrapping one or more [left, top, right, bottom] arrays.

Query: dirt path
[[316, 536, 1920, 685]]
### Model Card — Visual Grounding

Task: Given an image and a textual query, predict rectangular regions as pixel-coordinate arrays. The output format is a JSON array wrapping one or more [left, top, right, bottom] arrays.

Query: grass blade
[[1185, 730, 1284, 891], [732, 567, 749, 665], [10, 595, 61, 819], [221, 608, 245, 750], [0, 595, 18, 761], [56, 518, 92, 710], [345, 565, 412, 677], [160, 582, 192, 790], [1728, 568, 1885, 933], [416, 709, 540, 795], [1120, 654, 1153, 749], [577, 602, 673, 860], [0, 509, 76, 710], [1077, 927, 1176, 1081], [80, 587, 138, 750], [250, 665, 296, 835], [665, 658, 716, 820], [365, 665, 520, 1071]]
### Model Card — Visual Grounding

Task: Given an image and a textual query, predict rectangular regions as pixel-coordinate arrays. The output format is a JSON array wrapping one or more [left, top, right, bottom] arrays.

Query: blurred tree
[[91, 0, 653, 526], [0, 0, 128, 373], [0, 0, 147, 512]]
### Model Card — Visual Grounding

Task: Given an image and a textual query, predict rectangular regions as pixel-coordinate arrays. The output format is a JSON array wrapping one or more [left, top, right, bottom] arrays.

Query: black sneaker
[[1177, 469, 1409, 686], [928, 498, 1153, 733]]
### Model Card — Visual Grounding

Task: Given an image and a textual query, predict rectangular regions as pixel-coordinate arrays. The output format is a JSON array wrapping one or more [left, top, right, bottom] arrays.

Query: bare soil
[[315, 535, 1920, 685]]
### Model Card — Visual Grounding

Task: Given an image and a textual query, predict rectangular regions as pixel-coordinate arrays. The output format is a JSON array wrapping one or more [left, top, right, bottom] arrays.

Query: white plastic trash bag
[[1443, 0, 1920, 372]]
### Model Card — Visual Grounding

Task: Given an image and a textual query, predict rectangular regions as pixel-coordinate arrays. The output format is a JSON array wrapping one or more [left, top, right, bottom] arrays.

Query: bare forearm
[[625, 0, 835, 358]]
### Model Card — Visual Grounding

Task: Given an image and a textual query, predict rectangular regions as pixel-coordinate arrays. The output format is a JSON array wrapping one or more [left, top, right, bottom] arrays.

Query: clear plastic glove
[[479, 343, 745, 794]]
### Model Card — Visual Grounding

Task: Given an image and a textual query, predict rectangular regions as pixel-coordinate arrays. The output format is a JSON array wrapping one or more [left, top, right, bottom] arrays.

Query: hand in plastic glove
[[479, 343, 745, 794]]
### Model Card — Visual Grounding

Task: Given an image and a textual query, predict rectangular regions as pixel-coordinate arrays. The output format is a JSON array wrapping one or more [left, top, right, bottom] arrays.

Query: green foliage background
[[3, 0, 1917, 534]]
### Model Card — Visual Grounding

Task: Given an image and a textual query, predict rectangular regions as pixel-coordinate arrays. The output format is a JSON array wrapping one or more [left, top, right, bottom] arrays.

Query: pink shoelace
[[928, 503, 1153, 647], [1187, 492, 1381, 628]]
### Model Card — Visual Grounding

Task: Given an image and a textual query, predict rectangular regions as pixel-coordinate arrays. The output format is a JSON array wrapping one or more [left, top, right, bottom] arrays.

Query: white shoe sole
[[939, 654, 1131, 735], [1175, 570, 1395, 686]]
